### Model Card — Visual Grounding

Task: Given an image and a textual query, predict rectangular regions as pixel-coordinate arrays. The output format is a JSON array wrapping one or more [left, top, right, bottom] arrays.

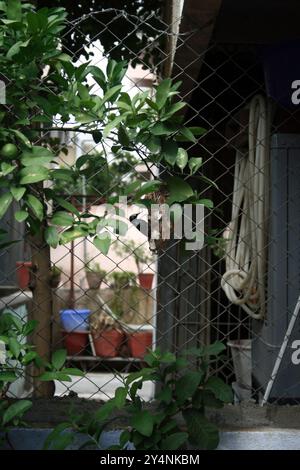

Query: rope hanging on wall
[[221, 95, 271, 320]]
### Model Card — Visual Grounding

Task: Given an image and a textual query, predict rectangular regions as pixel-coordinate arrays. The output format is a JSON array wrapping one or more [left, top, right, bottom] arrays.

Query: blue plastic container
[[60, 309, 90, 333]]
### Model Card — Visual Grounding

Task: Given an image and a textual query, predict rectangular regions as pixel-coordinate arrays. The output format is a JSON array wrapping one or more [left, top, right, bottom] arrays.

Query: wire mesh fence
[[1, 2, 300, 412]]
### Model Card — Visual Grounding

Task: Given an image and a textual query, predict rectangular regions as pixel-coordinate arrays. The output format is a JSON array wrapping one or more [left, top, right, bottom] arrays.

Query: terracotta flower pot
[[138, 273, 154, 290], [92, 329, 124, 357], [128, 331, 153, 358], [86, 271, 105, 290], [63, 331, 88, 356], [16, 261, 32, 290]]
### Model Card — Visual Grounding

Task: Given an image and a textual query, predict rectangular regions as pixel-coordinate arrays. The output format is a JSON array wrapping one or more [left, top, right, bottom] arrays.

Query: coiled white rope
[[221, 95, 271, 320]]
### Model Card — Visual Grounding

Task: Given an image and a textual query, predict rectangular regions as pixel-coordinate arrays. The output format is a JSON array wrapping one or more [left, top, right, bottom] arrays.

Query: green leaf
[[178, 127, 196, 143], [1, 162, 15, 176], [161, 432, 188, 450], [189, 126, 206, 136], [0, 371, 17, 382], [88, 66, 106, 89], [92, 130, 103, 144], [0, 193, 13, 219], [193, 389, 224, 409], [162, 140, 178, 166], [175, 371, 203, 403], [25, 194, 44, 221], [55, 197, 80, 217], [167, 176, 194, 204], [103, 115, 124, 138], [102, 85, 122, 105], [143, 135, 161, 153], [22, 319, 38, 336], [43, 422, 72, 450], [74, 112, 97, 124], [61, 368, 83, 377], [8, 337, 20, 358], [19, 166, 49, 184], [11, 187, 26, 201], [183, 409, 219, 450], [134, 180, 162, 200], [114, 387, 127, 409], [14, 210, 28, 223], [39, 372, 72, 382], [22, 146, 53, 160], [45, 226, 59, 248], [51, 169, 74, 183], [119, 429, 131, 448], [3, 400, 32, 425], [150, 122, 176, 136], [22, 351, 38, 365], [52, 211, 74, 227], [11, 130, 30, 147], [188, 157, 203, 175], [60, 227, 87, 244], [93, 232, 111, 255], [162, 101, 186, 120], [94, 400, 115, 422], [176, 148, 188, 171], [7, 40, 28, 59], [7, 0, 22, 21], [203, 342, 226, 356], [155, 386, 172, 404], [118, 125, 130, 147], [205, 377, 233, 403], [21, 146, 54, 166], [156, 79, 171, 109], [196, 199, 214, 209], [183, 342, 226, 358], [131, 410, 154, 437], [51, 349, 67, 370]]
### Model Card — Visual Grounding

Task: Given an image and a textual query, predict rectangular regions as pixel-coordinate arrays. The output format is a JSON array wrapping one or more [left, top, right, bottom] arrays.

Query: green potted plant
[[116, 240, 154, 290], [49, 265, 62, 289], [85, 262, 107, 290], [110, 271, 136, 290], [90, 310, 124, 358], [108, 271, 137, 319]]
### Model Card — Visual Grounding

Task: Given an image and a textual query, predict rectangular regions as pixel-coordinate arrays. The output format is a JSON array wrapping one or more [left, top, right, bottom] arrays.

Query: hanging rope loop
[[221, 95, 271, 320]]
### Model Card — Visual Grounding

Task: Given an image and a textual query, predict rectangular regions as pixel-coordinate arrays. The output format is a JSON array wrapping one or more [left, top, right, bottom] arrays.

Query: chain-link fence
[[1, 1, 300, 411]]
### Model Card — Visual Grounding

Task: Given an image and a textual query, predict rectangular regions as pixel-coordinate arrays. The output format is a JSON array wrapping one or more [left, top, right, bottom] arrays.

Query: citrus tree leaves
[[167, 176, 194, 204], [2, 400, 32, 426], [183, 409, 220, 450], [0, 0, 214, 255], [93, 232, 111, 255], [131, 410, 154, 437], [0, 193, 13, 219]]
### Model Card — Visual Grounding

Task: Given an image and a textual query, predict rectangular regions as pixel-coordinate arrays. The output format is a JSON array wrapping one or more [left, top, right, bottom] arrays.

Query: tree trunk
[[29, 223, 54, 398]]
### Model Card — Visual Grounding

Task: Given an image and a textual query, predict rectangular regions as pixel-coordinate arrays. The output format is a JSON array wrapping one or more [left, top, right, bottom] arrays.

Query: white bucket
[[228, 339, 252, 389]]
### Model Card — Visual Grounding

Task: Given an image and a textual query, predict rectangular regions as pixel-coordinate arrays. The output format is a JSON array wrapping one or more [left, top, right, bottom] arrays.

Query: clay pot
[[86, 271, 105, 290], [63, 331, 88, 356], [128, 331, 153, 358], [92, 329, 124, 357], [16, 261, 32, 290], [138, 273, 154, 290]]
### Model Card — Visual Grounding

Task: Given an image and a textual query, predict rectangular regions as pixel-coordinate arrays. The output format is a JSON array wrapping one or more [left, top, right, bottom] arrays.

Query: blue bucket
[[60, 309, 90, 333]]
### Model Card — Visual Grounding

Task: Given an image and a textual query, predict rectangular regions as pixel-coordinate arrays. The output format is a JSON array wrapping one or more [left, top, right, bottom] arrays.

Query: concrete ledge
[[2, 427, 300, 450], [23, 398, 300, 430]]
